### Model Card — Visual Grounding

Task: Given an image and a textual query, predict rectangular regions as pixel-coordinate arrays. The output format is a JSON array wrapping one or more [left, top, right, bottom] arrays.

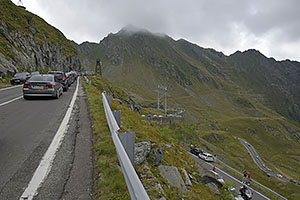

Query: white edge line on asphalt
[[20, 78, 79, 200], [189, 153, 271, 200], [0, 96, 23, 107], [0, 84, 22, 92]]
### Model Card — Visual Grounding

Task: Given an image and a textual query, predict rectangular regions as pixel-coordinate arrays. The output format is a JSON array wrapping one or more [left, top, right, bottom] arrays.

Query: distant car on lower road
[[239, 185, 253, 200], [10, 72, 28, 85], [229, 187, 244, 200], [199, 152, 214, 162], [23, 74, 63, 99], [190, 147, 203, 156]]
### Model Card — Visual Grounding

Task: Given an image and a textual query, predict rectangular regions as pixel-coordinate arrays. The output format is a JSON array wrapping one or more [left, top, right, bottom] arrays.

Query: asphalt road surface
[[238, 138, 289, 182], [190, 153, 271, 200], [0, 80, 93, 199]]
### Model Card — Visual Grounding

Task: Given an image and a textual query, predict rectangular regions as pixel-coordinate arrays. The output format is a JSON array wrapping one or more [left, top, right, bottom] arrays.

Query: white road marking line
[[0, 85, 22, 92], [190, 153, 271, 200], [0, 96, 23, 107], [20, 79, 79, 200]]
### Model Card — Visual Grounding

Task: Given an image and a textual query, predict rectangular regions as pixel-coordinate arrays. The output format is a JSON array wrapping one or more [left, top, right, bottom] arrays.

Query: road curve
[[238, 138, 289, 182], [190, 153, 270, 200], [0, 82, 76, 199]]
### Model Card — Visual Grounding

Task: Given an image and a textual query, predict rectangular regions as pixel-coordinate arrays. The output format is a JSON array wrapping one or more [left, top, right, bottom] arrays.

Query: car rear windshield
[[14, 73, 25, 77], [49, 72, 64, 78], [29, 75, 54, 82]]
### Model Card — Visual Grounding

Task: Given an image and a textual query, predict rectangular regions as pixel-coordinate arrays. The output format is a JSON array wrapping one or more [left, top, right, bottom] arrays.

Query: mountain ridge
[[74, 27, 300, 123]]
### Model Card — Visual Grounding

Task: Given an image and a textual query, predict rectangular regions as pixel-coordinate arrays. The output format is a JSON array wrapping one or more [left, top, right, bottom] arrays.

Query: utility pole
[[96, 59, 102, 75], [157, 85, 167, 114], [164, 89, 167, 115], [157, 87, 160, 110]]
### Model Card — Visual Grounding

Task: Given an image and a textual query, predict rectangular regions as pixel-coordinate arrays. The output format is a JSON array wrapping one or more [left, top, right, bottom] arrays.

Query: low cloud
[[13, 0, 300, 61]]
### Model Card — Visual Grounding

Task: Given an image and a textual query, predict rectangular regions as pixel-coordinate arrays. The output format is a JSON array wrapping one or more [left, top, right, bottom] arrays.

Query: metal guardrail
[[102, 92, 150, 200], [217, 159, 288, 200], [102, 87, 286, 199], [83, 76, 91, 85]]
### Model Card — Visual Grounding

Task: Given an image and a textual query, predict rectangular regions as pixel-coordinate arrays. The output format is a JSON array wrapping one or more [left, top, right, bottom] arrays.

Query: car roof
[[48, 71, 64, 74], [31, 74, 54, 77]]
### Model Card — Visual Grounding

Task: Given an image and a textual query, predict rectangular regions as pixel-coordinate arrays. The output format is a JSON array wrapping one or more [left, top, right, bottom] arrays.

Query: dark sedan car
[[190, 147, 203, 156], [48, 71, 68, 91], [65, 72, 73, 87], [10, 72, 28, 85], [23, 74, 63, 99]]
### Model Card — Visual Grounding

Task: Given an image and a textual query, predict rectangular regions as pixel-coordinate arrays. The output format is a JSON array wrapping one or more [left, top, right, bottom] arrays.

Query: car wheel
[[23, 95, 29, 100]]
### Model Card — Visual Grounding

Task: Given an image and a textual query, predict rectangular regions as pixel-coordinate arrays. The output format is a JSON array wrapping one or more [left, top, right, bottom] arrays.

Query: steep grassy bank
[[83, 76, 223, 199], [84, 75, 300, 200]]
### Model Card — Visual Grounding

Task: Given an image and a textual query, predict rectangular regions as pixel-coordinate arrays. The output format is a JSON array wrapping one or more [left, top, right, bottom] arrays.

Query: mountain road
[[0, 79, 93, 200], [238, 138, 290, 183]]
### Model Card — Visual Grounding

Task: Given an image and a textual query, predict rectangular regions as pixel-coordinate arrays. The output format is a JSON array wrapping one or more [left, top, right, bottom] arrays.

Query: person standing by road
[[243, 171, 247, 183], [212, 166, 216, 172], [247, 172, 251, 185]]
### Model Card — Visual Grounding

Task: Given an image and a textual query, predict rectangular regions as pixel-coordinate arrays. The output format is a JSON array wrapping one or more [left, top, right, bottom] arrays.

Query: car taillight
[[62, 77, 65, 81], [46, 85, 55, 88], [23, 84, 30, 88]]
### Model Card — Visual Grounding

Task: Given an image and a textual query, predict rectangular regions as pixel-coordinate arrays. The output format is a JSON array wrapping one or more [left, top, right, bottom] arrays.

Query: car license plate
[[32, 86, 43, 89]]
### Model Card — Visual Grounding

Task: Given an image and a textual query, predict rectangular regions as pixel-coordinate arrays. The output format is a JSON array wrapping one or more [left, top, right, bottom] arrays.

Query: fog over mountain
[[12, 0, 300, 61]]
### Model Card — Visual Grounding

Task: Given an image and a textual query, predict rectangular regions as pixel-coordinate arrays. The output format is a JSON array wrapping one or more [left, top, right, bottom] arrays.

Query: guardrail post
[[113, 110, 121, 127], [118, 132, 135, 165]]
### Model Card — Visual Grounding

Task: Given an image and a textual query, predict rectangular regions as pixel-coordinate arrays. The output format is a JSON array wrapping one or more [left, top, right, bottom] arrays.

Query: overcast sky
[[13, 0, 300, 61]]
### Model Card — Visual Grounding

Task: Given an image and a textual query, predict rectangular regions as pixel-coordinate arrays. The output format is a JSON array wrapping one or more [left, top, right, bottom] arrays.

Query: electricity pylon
[[157, 85, 167, 115]]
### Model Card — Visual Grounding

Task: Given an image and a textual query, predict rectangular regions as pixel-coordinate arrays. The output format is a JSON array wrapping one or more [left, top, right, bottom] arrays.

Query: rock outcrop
[[150, 146, 164, 166], [158, 165, 188, 193], [0, 1, 80, 77], [134, 141, 151, 165]]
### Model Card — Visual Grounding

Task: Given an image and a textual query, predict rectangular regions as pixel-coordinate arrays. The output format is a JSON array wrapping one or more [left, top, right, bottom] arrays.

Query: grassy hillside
[[83, 76, 222, 199], [77, 27, 300, 124], [78, 27, 300, 199], [84, 75, 300, 199], [0, 0, 76, 58]]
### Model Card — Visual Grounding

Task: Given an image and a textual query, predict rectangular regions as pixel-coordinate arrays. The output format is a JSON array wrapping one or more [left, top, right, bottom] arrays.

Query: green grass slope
[[83, 76, 223, 200], [0, 0, 76, 59], [78, 27, 300, 199]]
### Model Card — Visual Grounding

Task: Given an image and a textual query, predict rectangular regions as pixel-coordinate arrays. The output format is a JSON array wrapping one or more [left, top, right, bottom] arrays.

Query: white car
[[229, 187, 244, 200], [199, 152, 214, 162], [277, 174, 283, 178]]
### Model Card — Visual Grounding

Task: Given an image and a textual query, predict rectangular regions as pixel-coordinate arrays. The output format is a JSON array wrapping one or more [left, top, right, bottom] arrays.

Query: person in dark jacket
[[243, 171, 247, 183]]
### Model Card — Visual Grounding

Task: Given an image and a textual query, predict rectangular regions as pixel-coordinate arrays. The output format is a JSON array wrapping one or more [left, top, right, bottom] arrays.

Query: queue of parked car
[[190, 147, 215, 162], [10, 70, 78, 100]]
